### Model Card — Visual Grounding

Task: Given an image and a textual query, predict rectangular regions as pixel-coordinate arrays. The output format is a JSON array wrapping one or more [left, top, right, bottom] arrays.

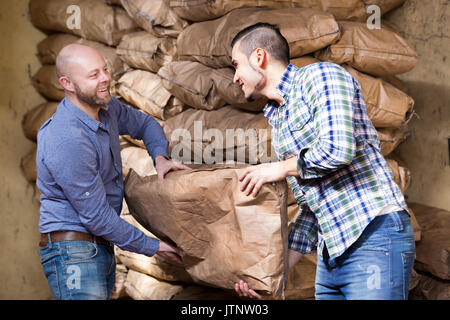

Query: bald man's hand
[[154, 156, 190, 181]]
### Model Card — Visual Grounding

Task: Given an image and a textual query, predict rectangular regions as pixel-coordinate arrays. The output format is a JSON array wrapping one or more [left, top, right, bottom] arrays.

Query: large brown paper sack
[[119, 209, 194, 283], [294, 0, 406, 22], [410, 273, 450, 300], [120, 146, 156, 177], [110, 264, 129, 300], [170, 0, 406, 22], [407, 207, 422, 242], [172, 285, 238, 300], [276, 255, 316, 300], [37, 34, 129, 80], [170, 0, 303, 22], [31, 65, 64, 101], [285, 257, 316, 300], [21, 145, 37, 183], [22, 102, 58, 141], [121, 135, 146, 149], [409, 268, 421, 292], [344, 65, 414, 128], [120, 0, 188, 38], [288, 204, 300, 228], [115, 69, 184, 120], [382, 75, 409, 94], [125, 269, 185, 300], [377, 126, 409, 156], [162, 107, 276, 164], [37, 34, 81, 65], [116, 31, 177, 73], [385, 158, 411, 195], [105, 0, 122, 5], [124, 165, 289, 296], [177, 7, 340, 68], [29, 0, 137, 46], [315, 21, 418, 77], [119, 136, 135, 151], [408, 203, 450, 281], [290, 55, 320, 69], [158, 61, 266, 112], [115, 247, 193, 283]]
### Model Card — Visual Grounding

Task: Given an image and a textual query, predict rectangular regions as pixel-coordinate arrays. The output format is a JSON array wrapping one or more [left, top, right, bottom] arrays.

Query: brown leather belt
[[39, 231, 112, 248]]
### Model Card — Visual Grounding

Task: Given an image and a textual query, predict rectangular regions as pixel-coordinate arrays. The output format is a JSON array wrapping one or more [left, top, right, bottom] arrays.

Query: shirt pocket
[[286, 110, 314, 149], [287, 108, 312, 132]]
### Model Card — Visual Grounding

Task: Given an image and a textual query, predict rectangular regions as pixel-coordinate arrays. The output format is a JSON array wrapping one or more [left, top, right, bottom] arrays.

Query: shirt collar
[[263, 64, 297, 125], [61, 97, 108, 132], [277, 63, 297, 99]]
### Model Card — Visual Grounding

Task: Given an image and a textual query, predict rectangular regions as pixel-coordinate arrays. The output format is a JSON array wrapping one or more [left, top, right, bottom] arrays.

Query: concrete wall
[[0, 0, 51, 299], [385, 0, 450, 211]]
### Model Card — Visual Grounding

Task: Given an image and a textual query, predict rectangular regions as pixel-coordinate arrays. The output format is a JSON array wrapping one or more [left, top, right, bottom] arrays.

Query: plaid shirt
[[264, 62, 408, 260]]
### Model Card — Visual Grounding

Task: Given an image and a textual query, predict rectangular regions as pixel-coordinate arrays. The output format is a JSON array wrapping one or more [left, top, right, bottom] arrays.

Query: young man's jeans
[[315, 210, 415, 300], [39, 238, 116, 300]]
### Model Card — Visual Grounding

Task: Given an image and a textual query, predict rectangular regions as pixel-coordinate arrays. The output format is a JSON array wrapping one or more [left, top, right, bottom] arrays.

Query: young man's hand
[[234, 250, 304, 299], [156, 240, 183, 265], [154, 156, 190, 181], [235, 280, 263, 299], [238, 157, 299, 198]]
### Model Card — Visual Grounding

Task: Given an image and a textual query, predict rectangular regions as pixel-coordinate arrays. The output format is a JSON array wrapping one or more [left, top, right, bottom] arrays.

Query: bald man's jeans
[[39, 237, 116, 300], [314, 210, 415, 300]]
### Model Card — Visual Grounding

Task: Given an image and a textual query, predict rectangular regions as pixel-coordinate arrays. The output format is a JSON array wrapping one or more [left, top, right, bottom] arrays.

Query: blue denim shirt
[[37, 97, 168, 257]]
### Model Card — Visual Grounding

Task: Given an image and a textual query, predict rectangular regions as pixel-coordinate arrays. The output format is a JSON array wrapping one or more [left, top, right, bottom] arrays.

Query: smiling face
[[57, 44, 112, 108], [231, 42, 266, 102], [71, 52, 111, 107]]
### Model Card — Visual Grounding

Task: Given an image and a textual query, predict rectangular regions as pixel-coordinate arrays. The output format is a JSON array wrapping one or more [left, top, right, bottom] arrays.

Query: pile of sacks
[[22, 0, 448, 300]]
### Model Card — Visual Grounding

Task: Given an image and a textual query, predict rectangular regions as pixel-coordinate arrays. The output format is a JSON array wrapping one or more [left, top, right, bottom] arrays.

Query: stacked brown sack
[[29, 0, 138, 46], [407, 203, 450, 300], [112, 1, 191, 121], [25, 0, 424, 300], [170, 0, 406, 22]]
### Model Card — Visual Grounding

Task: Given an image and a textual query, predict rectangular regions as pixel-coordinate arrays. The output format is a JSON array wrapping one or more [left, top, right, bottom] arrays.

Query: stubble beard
[[246, 60, 265, 102], [73, 82, 111, 109]]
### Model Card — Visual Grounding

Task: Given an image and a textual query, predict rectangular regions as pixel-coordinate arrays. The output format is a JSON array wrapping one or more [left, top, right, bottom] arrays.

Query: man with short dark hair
[[231, 23, 415, 300], [37, 44, 189, 300]]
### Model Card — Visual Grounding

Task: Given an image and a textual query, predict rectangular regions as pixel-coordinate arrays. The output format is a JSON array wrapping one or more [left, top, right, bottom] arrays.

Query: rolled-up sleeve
[[296, 65, 357, 180], [45, 136, 160, 257]]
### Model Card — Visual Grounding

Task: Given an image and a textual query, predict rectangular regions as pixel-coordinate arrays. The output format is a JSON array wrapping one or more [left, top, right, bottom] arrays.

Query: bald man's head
[[56, 43, 112, 108], [56, 44, 103, 78]]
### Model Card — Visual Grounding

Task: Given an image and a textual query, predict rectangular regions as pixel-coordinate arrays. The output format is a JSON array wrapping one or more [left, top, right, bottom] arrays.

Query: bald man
[[36, 44, 189, 300]]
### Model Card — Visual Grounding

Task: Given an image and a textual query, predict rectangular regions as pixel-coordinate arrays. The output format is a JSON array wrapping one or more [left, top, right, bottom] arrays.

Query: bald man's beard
[[73, 82, 111, 108]]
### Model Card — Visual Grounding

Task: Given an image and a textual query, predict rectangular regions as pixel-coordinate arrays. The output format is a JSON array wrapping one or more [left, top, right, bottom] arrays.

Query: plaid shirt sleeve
[[296, 64, 357, 180], [288, 205, 318, 254]]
